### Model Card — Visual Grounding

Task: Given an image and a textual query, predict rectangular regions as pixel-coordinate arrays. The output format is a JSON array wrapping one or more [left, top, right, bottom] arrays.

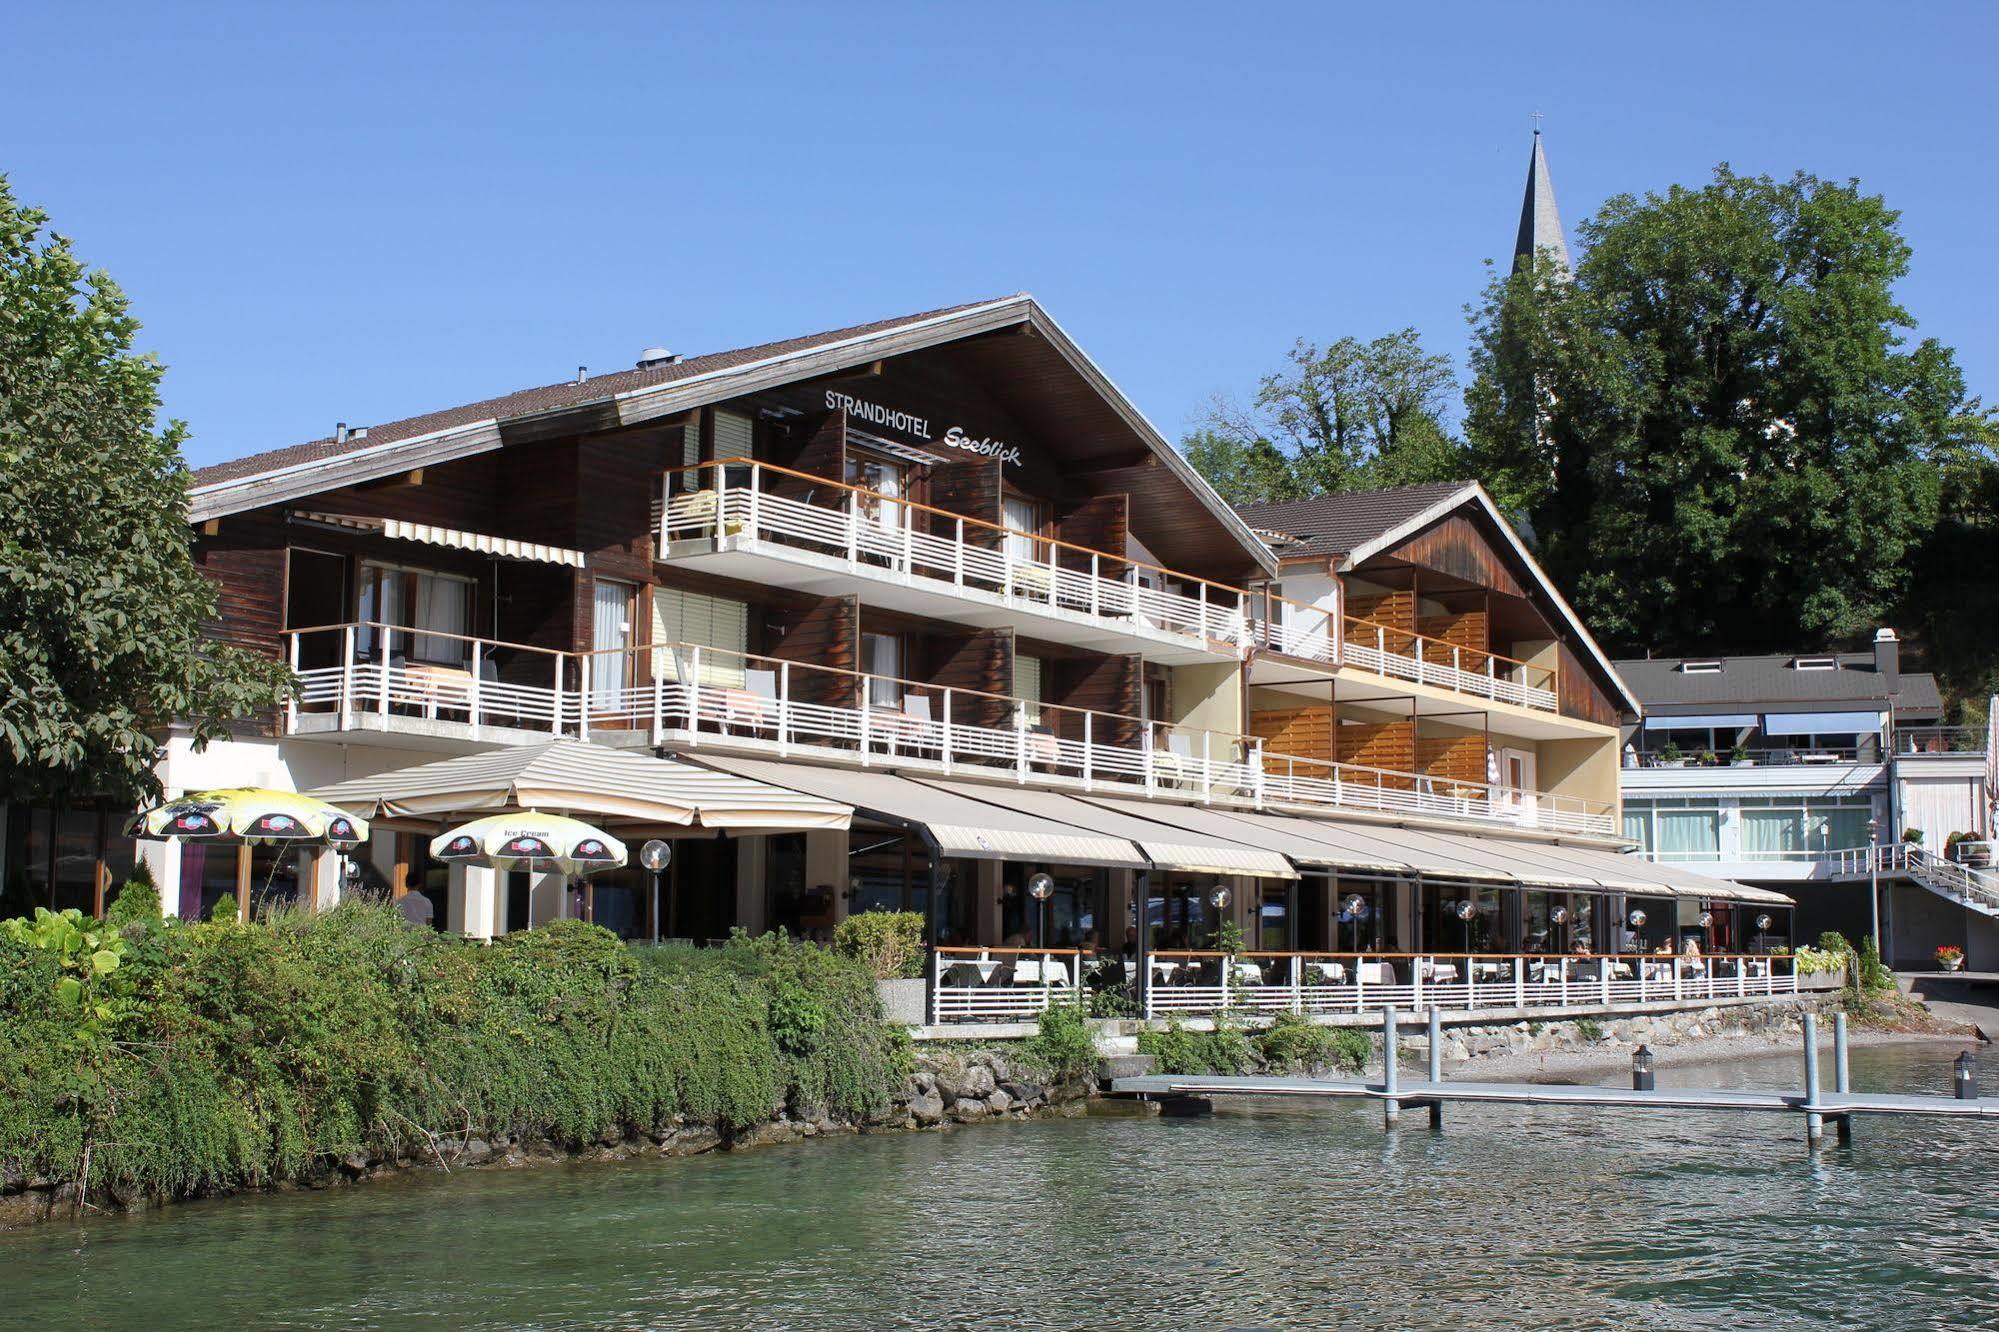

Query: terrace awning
[[1641, 713, 1759, 730], [309, 739, 850, 831], [912, 779, 1296, 879], [294, 511, 587, 567], [1761, 711, 1885, 736], [685, 755, 1147, 869]]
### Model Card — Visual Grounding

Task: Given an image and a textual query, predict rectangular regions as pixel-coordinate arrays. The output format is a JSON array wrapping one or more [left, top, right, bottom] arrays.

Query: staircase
[[1832, 845, 1999, 919]]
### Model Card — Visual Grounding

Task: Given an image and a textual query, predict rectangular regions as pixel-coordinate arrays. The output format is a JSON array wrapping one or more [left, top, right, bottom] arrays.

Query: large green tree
[[0, 176, 290, 805], [1464, 166, 1962, 656], [1185, 328, 1469, 503]]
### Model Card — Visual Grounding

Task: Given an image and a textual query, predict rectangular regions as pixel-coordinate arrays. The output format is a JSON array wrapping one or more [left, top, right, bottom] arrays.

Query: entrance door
[[1498, 747, 1537, 820], [286, 549, 347, 672], [591, 579, 635, 715]]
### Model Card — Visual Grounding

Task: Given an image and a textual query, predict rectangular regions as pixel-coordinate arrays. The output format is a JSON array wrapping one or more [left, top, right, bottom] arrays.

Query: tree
[[1464, 166, 1960, 657], [1184, 328, 1468, 502], [0, 176, 291, 806]]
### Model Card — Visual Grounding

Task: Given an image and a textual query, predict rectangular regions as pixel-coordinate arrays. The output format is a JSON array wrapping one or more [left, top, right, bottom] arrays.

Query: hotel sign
[[825, 389, 1023, 468]]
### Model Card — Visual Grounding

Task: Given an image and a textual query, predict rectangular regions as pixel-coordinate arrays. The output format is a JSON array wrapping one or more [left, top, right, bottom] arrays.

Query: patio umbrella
[[130, 787, 369, 847], [429, 811, 625, 929]]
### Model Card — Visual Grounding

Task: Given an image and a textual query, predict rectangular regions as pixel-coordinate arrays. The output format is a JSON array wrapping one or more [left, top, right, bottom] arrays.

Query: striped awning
[[685, 755, 1147, 869], [310, 740, 850, 831], [911, 779, 1297, 880], [294, 511, 587, 567]]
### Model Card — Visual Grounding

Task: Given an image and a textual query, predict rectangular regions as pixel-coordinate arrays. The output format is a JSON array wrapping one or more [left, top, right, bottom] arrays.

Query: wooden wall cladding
[[1417, 734, 1488, 789], [1347, 590, 1415, 634], [1049, 653, 1142, 749], [194, 510, 289, 659], [308, 453, 500, 530], [496, 438, 579, 549], [1417, 611, 1491, 668], [1558, 640, 1618, 726], [925, 459, 1003, 548], [767, 595, 859, 709], [1380, 513, 1527, 600], [1336, 720, 1416, 785], [774, 409, 846, 502], [922, 627, 1014, 729], [1250, 706, 1333, 764], [1054, 493, 1128, 571], [577, 430, 668, 581]]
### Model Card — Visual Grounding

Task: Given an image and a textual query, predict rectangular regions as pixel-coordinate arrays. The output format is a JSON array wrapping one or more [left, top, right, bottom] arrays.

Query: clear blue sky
[[10, 1, 1997, 470]]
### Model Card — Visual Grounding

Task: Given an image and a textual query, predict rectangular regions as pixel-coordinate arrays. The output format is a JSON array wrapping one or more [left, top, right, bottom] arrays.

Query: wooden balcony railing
[[283, 623, 1619, 838]]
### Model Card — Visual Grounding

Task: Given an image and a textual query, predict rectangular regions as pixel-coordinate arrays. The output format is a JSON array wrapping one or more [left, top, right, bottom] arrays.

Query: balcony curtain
[[411, 573, 469, 665], [1657, 809, 1720, 860], [591, 582, 629, 707], [1621, 808, 1652, 851], [1741, 809, 1804, 858]]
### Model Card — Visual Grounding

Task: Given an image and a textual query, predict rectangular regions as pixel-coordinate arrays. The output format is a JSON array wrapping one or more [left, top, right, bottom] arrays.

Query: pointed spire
[[1512, 128, 1572, 278]]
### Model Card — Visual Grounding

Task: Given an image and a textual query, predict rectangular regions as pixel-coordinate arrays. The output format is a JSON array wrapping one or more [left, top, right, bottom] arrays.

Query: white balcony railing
[[662, 459, 1248, 649], [284, 624, 1619, 838]]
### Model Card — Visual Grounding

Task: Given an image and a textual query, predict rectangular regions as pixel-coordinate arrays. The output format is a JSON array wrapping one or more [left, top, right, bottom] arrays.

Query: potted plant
[[1658, 742, 1685, 768], [1729, 744, 1751, 767], [1902, 827, 1924, 846], [1966, 841, 1995, 869], [1697, 749, 1718, 767], [1946, 831, 1970, 862], [1935, 945, 1965, 973]]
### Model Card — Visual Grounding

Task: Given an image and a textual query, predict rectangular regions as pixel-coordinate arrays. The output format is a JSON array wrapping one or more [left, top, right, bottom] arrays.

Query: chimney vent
[[1874, 628, 1900, 693], [637, 347, 681, 368], [576, 365, 588, 384], [335, 421, 349, 444]]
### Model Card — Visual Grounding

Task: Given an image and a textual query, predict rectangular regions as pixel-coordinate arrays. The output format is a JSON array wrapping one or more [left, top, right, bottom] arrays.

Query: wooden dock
[[1109, 1007, 1997, 1145]]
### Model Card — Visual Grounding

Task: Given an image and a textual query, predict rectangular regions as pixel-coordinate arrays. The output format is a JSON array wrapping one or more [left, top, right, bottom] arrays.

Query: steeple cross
[[1532, 111, 1545, 134]]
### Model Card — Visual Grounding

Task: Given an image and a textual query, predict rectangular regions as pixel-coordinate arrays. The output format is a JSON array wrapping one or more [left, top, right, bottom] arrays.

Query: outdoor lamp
[[1697, 911, 1713, 928], [1754, 914, 1773, 931], [1550, 906, 1569, 925], [1343, 894, 1366, 917], [1956, 1050, 1978, 1100], [639, 840, 672, 873], [1028, 872, 1054, 901], [1455, 899, 1477, 921], [341, 859, 362, 887], [1632, 1045, 1656, 1091], [1208, 884, 1231, 911], [1627, 909, 1647, 928]]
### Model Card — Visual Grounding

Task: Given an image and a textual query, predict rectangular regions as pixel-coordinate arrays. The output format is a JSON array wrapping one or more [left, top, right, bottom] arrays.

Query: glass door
[[591, 580, 635, 713]]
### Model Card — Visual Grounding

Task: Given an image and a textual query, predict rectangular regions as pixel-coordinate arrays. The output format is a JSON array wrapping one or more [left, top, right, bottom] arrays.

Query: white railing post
[[551, 655, 564, 736], [746, 462, 762, 539], [1014, 703, 1028, 783], [1673, 961, 1684, 1002], [1600, 963, 1611, 1006], [339, 625, 355, 728], [954, 519, 965, 588], [1144, 730, 1156, 795], [1252, 739, 1266, 809], [902, 506, 914, 573], [687, 647, 702, 746], [1046, 546, 1058, 607], [1197, 581, 1208, 637], [1514, 957, 1525, 1009], [1082, 712, 1093, 789], [285, 633, 300, 734], [931, 951, 942, 1027], [1412, 957, 1424, 1012], [659, 470, 672, 549], [1090, 553, 1100, 617], [377, 626, 392, 719], [714, 461, 730, 543], [778, 661, 792, 755], [1637, 962, 1648, 1002], [650, 656, 663, 745], [577, 659, 591, 741], [468, 640, 482, 739], [845, 491, 860, 565], [940, 689, 953, 772], [1200, 731, 1212, 803]]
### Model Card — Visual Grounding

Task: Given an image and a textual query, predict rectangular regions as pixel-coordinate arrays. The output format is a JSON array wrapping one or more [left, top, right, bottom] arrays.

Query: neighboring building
[[1616, 632, 1999, 968]]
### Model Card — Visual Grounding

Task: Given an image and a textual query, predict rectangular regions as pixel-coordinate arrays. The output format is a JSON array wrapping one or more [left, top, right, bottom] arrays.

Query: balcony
[[659, 459, 1247, 665], [1246, 597, 1560, 714], [1629, 746, 1863, 769], [282, 623, 1618, 839]]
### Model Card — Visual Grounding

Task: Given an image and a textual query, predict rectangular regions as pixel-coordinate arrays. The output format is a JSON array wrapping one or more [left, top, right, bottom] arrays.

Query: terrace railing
[[661, 459, 1249, 649], [1822, 844, 1999, 914], [1139, 950, 1799, 1019], [1895, 726, 1986, 755], [1245, 597, 1559, 713], [283, 623, 1618, 837], [929, 947, 1085, 1024]]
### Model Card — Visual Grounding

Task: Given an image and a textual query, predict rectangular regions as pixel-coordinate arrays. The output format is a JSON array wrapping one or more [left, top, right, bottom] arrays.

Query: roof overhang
[[293, 511, 586, 567], [189, 298, 1277, 577], [1336, 481, 1643, 718]]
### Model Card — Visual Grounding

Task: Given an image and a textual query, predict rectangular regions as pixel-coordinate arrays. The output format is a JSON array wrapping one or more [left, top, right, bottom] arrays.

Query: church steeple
[[1511, 127, 1571, 277]]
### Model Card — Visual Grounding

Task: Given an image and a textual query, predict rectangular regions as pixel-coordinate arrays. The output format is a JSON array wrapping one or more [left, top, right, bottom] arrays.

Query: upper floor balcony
[[281, 621, 1618, 839], [658, 459, 1247, 666], [1246, 598, 1561, 713]]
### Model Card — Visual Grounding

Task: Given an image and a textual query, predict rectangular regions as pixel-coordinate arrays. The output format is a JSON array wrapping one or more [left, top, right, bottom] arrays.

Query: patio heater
[[1028, 872, 1054, 950], [640, 839, 672, 943]]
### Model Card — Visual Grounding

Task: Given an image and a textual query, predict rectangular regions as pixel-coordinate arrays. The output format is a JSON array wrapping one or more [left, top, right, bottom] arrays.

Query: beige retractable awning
[[685, 755, 1147, 869], [910, 779, 1296, 879], [295, 511, 587, 567], [310, 739, 850, 831]]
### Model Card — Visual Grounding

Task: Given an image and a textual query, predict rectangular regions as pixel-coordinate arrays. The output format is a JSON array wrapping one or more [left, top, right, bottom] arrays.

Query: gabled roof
[[1238, 481, 1642, 717], [187, 295, 1276, 576], [1614, 653, 1943, 717], [1238, 482, 1472, 561]]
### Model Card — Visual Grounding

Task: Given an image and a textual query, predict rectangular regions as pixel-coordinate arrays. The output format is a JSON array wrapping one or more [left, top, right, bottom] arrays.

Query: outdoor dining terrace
[[282, 623, 1619, 837], [926, 946, 1804, 1025]]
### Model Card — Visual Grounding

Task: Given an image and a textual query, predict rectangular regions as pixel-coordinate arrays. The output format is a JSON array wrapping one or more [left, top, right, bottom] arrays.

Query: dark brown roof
[[1234, 482, 1473, 560], [193, 297, 1017, 487]]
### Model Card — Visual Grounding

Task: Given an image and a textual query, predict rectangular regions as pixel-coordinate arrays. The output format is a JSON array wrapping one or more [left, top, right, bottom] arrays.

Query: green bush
[[1574, 1018, 1605, 1043], [1021, 1002, 1098, 1081], [0, 902, 909, 1209], [832, 910, 926, 979], [1137, 1017, 1256, 1075]]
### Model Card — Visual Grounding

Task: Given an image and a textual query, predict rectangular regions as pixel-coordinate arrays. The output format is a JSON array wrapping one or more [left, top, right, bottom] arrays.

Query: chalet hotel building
[[4, 295, 1797, 1020]]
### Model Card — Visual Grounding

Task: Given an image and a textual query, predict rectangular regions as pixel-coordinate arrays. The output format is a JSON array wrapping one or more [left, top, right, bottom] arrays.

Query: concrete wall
[[1538, 735, 1623, 814], [1889, 881, 1999, 972], [1169, 661, 1243, 736]]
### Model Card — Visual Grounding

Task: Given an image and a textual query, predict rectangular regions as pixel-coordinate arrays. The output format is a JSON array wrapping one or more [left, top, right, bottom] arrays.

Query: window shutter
[[712, 409, 754, 461], [652, 587, 747, 685]]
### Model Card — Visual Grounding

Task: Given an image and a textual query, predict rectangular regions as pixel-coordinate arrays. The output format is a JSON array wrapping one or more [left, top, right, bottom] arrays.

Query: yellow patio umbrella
[[130, 787, 369, 847], [429, 811, 625, 929]]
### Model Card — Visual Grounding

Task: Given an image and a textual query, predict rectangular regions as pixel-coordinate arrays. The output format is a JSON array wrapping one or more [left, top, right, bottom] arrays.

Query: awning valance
[[915, 780, 1296, 879], [294, 511, 587, 567], [685, 755, 1147, 869], [1641, 713, 1759, 731], [310, 740, 850, 832], [1761, 711, 1884, 737]]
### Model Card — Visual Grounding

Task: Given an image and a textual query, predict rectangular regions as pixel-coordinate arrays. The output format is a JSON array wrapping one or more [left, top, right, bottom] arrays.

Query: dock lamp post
[[640, 840, 671, 944], [1956, 1050, 1978, 1101], [1632, 1045, 1656, 1092], [1028, 872, 1054, 950], [1867, 816, 1884, 960]]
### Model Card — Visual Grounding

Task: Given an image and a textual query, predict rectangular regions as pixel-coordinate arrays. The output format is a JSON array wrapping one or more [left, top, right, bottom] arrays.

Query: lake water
[[5, 1041, 1994, 1330]]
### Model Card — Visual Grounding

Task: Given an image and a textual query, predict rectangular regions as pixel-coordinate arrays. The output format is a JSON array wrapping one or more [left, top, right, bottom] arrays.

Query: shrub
[[1021, 1003, 1098, 1081], [832, 910, 926, 979], [1137, 1017, 1257, 1075], [1574, 1018, 1605, 1043], [1853, 935, 1894, 993]]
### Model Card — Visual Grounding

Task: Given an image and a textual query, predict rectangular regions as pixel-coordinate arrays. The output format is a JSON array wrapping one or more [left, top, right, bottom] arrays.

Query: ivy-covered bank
[[0, 890, 924, 1226]]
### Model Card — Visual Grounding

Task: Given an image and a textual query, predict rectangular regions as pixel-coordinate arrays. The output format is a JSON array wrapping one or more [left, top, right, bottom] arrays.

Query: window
[[711, 409, 754, 461], [591, 580, 634, 705], [1738, 797, 1873, 860], [1792, 657, 1838, 671], [1003, 494, 1046, 565], [7, 803, 137, 917], [846, 453, 906, 536], [1624, 798, 1723, 861], [1680, 661, 1723, 674], [1017, 654, 1043, 727], [357, 562, 474, 665], [652, 587, 747, 686], [862, 631, 903, 707]]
